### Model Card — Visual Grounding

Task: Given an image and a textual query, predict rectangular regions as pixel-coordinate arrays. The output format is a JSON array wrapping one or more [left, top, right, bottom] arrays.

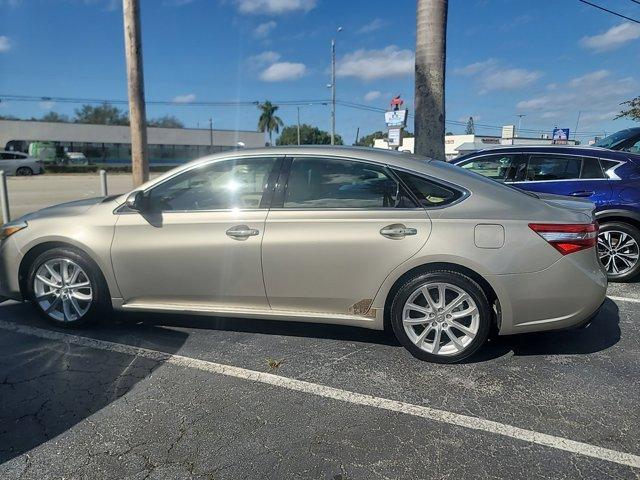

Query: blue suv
[[454, 146, 640, 281]]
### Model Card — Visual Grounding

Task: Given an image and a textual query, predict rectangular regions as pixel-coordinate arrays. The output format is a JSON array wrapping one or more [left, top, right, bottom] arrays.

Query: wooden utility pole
[[122, 0, 149, 186], [414, 0, 448, 160]]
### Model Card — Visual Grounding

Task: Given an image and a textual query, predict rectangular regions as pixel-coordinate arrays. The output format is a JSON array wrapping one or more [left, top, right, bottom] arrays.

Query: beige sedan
[[0, 147, 607, 363]]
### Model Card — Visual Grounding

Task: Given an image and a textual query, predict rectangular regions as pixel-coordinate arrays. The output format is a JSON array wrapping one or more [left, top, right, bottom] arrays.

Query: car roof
[[454, 144, 640, 162]]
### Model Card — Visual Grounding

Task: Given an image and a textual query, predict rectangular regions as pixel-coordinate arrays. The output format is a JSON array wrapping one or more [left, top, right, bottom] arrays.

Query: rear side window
[[283, 157, 416, 209], [526, 155, 581, 181], [600, 159, 621, 175], [580, 157, 606, 179], [395, 171, 463, 208]]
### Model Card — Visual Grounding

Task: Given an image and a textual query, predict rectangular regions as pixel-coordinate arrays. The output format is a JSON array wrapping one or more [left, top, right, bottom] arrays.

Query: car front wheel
[[16, 166, 33, 176], [27, 247, 110, 327], [597, 221, 640, 282], [390, 270, 491, 363]]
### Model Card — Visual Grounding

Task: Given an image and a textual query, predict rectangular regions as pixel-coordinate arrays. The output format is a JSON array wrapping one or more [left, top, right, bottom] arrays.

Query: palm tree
[[257, 101, 284, 146], [414, 0, 448, 159]]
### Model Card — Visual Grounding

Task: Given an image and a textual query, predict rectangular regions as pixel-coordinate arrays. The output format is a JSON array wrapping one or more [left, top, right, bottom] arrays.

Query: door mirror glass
[[125, 191, 145, 211]]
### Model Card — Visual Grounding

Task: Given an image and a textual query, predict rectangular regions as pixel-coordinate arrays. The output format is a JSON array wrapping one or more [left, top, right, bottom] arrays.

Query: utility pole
[[297, 107, 301, 146], [122, 0, 149, 186], [209, 118, 213, 153], [330, 27, 342, 146], [414, 0, 447, 159], [355, 127, 360, 145], [574, 111, 581, 141]]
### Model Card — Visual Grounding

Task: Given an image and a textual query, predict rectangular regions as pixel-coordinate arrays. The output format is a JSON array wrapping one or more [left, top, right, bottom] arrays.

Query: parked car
[[454, 146, 640, 281], [593, 127, 640, 153], [0, 151, 44, 176], [0, 147, 606, 363]]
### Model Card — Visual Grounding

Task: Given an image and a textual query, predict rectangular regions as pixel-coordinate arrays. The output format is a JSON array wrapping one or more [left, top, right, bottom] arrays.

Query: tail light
[[529, 223, 598, 255]]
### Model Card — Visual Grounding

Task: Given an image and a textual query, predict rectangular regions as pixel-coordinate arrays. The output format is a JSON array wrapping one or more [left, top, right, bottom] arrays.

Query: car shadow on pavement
[[470, 298, 621, 362], [0, 302, 188, 465]]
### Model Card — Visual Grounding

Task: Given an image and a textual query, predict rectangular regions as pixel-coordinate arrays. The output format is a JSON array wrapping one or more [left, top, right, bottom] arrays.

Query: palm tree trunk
[[414, 0, 447, 160]]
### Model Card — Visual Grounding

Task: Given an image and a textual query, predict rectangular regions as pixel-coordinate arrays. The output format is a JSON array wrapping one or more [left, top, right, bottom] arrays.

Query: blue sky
[[1, 0, 639, 144]]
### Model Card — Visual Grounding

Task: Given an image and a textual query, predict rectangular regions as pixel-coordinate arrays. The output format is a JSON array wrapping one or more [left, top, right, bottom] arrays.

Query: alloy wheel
[[33, 258, 93, 322], [597, 230, 639, 276], [402, 282, 480, 356]]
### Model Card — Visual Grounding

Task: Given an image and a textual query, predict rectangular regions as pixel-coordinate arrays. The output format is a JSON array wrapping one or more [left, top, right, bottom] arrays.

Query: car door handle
[[380, 224, 417, 239], [570, 190, 595, 197], [226, 225, 259, 239]]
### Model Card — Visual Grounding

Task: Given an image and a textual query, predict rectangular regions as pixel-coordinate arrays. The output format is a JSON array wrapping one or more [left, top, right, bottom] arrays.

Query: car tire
[[390, 270, 492, 364], [16, 166, 33, 176], [598, 221, 640, 282], [26, 247, 111, 327]]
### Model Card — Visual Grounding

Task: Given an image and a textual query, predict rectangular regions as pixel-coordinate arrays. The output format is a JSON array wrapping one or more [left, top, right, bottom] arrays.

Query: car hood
[[535, 192, 595, 217], [22, 197, 106, 221]]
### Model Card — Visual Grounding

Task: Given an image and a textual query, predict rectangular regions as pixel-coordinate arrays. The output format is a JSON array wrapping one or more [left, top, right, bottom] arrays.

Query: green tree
[[465, 116, 475, 134], [257, 101, 284, 145], [41, 111, 70, 123], [147, 115, 184, 128], [615, 96, 640, 122], [355, 130, 414, 147], [277, 124, 343, 146], [74, 102, 129, 125]]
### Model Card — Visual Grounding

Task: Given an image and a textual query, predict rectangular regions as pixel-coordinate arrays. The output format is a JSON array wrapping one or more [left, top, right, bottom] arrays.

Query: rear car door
[[111, 156, 282, 309], [261, 155, 434, 316], [510, 153, 612, 207]]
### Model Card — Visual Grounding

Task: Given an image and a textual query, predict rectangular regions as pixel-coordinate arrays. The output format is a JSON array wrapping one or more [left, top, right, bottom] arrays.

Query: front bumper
[[489, 248, 607, 335], [0, 236, 24, 301]]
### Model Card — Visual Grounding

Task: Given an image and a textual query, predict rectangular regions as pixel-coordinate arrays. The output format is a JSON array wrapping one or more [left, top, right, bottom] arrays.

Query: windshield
[[593, 129, 639, 149]]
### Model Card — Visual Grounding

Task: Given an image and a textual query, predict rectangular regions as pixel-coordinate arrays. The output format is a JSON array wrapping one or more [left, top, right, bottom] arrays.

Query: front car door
[[261, 155, 435, 316], [111, 156, 281, 310]]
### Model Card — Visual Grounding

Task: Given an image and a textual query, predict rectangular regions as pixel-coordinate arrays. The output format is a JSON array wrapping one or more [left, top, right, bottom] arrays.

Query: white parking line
[[0, 319, 638, 470], [608, 295, 640, 304]]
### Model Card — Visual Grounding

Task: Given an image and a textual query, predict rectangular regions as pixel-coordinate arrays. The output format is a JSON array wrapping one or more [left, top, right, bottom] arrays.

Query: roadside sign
[[388, 128, 402, 147], [552, 127, 570, 144], [385, 109, 408, 128]]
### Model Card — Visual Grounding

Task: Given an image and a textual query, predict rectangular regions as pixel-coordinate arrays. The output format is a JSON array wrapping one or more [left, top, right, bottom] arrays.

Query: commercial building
[[0, 119, 265, 165], [374, 126, 578, 161]]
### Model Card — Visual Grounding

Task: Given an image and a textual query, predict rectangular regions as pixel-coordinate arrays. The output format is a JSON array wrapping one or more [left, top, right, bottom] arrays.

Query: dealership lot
[[0, 282, 638, 479]]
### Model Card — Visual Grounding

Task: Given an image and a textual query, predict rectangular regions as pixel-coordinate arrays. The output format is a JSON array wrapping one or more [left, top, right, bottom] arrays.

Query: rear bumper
[[489, 248, 607, 335]]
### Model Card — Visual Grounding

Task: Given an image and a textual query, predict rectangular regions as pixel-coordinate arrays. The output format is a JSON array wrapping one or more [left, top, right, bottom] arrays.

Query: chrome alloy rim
[[402, 282, 480, 356], [597, 230, 639, 276], [33, 258, 93, 322]]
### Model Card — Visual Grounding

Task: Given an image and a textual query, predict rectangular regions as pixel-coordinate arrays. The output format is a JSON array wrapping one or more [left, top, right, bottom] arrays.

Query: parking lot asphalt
[[0, 282, 639, 479]]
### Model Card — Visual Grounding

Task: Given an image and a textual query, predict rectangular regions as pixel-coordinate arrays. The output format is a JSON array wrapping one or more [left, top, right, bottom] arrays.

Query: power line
[[577, 0, 640, 23]]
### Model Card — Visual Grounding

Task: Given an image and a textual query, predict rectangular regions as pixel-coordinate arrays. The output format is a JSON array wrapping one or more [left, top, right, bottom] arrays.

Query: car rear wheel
[[597, 222, 640, 282], [390, 270, 491, 363], [27, 247, 111, 327], [16, 166, 33, 176]]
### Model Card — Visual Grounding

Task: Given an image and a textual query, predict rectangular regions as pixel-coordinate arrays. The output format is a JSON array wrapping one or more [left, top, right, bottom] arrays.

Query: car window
[[147, 157, 277, 211], [283, 157, 415, 209], [525, 155, 581, 181], [0, 153, 13, 160], [626, 139, 640, 154], [395, 171, 463, 207], [580, 157, 606, 179], [459, 154, 526, 182], [600, 159, 620, 174]]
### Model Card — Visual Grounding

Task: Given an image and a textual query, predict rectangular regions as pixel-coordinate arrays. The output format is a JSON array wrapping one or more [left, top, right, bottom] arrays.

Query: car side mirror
[[125, 191, 146, 211]]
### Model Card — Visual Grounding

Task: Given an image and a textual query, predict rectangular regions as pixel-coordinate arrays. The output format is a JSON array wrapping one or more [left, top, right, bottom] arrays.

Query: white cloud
[[0, 36, 12, 53], [39, 101, 56, 110], [253, 20, 276, 38], [336, 46, 414, 81], [172, 93, 196, 103], [259, 62, 306, 81], [455, 58, 541, 94], [235, 0, 316, 15], [357, 18, 385, 34], [364, 90, 381, 102], [247, 50, 281, 67], [516, 70, 637, 127], [580, 22, 640, 52]]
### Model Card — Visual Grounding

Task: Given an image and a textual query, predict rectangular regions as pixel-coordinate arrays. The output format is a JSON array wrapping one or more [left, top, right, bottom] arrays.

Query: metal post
[[330, 38, 336, 146], [100, 169, 108, 196], [209, 118, 213, 153], [297, 107, 301, 146], [0, 171, 10, 224]]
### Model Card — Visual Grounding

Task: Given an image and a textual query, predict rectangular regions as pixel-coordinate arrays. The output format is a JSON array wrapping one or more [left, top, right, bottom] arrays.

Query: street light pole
[[516, 114, 526, 137], [209, 118, 213, 153], [331, 38, 336, 146], [297, 107, 301, 146]]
